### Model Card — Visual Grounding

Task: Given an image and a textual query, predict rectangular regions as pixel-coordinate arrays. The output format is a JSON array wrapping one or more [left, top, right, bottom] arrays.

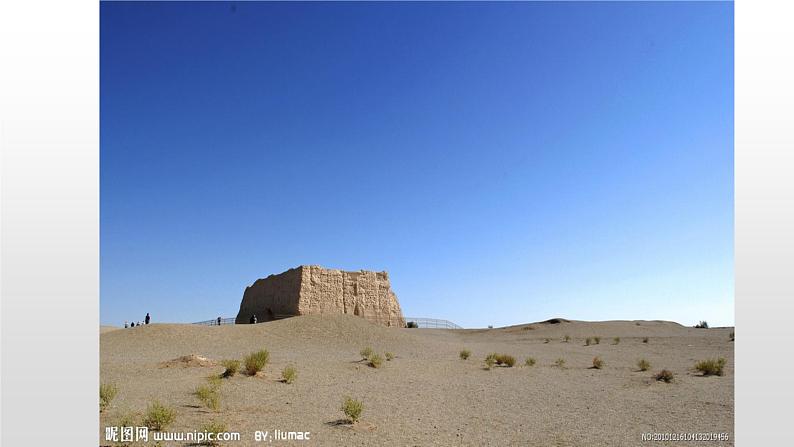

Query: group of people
[[124, 312, 150, 328]]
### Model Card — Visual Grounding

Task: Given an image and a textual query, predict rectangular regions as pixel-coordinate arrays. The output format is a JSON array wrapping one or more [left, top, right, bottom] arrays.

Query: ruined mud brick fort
[[235, 265, 406, 327]]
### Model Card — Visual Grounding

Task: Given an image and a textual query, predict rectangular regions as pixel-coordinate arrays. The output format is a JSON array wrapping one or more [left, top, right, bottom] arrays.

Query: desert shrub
[[116, 411, 139, 428], [544, 338, 550, 344], [485, 354, 497, 370], [592, 357, 604, 369], [195, 384, 220, 411], [730, 331, 735, 341], [500, 355, 516, 367], [695, 321, 709, 329], [637, 359, 651, 371], [206, 374, 223, 389], [406, 321, 418, 328], [221, 359, 240, 378], [143, 401, 176, 430], [593, 336, 601, 345], [341, 397, 363, 423], [244, 349, 270, 375], [360, 346, 374, 361], [525, 357, 536, 367], [585, 338, 592, 346], [459, 349, 471, 360], [554, 358, 566, 368], [368, 354, 383, 368], [385, 352, 395, 361], [695, 358, 726, 376], [494, 354, 505, 366], [654, 369, 674, 383], [642, 337, 649, 344], [100, 383, 118, 412], [200, 420, 228, 446], [281, 365, 297, 384], [563, 334, 571, 343]]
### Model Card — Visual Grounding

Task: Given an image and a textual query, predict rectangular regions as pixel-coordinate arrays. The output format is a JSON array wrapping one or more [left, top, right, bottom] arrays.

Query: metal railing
[[404, 317, 463, 329], [193, 317, 236, 326], [192, 315, 463, 329]]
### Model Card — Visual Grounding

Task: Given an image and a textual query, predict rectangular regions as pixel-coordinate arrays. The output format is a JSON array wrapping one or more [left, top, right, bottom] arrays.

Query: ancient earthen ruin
[[235, 265, 406, 327]]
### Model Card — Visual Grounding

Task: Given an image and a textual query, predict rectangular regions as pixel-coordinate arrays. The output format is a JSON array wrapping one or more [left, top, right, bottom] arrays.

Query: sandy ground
[[100, 315, 733, 446]]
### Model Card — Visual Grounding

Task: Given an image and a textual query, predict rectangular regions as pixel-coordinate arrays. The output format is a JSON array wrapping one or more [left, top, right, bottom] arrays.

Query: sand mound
[[101, 314, 425, 365], [158, 354, 216, 368]]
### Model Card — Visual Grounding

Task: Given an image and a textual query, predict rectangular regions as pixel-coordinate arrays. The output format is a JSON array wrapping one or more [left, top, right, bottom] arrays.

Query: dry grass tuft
[[143, 401, 176, 430], [695, 358, 726, 376], [100, 383, 118, 412], [341, 397, 363, 423], [281, 365, 298, 384], [654, 369, 674, 383], [221, 359, 240, 378], [244, 350, 269, 376], [592, 357, 604, 369]]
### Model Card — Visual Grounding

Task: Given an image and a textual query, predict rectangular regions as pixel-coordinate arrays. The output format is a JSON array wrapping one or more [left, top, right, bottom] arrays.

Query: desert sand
[[100, 315, 733, 446]]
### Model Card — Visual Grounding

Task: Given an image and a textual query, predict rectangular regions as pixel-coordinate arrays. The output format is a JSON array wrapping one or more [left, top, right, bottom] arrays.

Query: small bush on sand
[[459, 349, 471, 360], [563, 334, 571, 343], [360, 346, 374, 361], [116, 411, 139, 428], [593, 336, 601, 345], [200, 420, 228, 446], [143, 401, 176, 430], [554, 358, 566, 368], [368, 354, 383, 368], [637, 359, 651, 371], [341, 397, 363, 423], [613, 337, 620, 345], [281, 365, 297, 384], [499, 355, 516, 367], [100, 383, 118, 412], [206, 374, 223, 389], [592, 357, 604, 369], [695, 321, 709, 329], [525, 357, 536, 367], [195, 384, 220, 411], [544, 338, 550, 344], [221, 360, 240, 378], [655, 369, 674, 383], [385, 352, 395, 361], [585, 338, 592, 346], [244, 349, 270, 375], [695, 358, 726, 376], [642, 337, 649, 344], [485, 354, 497, 370]]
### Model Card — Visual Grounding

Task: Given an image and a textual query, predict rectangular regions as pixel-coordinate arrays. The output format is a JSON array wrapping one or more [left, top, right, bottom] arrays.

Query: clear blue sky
[[101, 2, 734, 328]]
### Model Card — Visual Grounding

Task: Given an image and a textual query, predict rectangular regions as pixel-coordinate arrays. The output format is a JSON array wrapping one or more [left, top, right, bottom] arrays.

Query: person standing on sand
[[130, 322, 135, 327], [217, 316, 222, 326], [145, 313, 150, 325], [124, 321, 128, 328], [250, 314, 257, 324]]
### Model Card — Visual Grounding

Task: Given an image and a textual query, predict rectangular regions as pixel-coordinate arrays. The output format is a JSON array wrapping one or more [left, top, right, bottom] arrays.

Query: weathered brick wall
[[235, 266, 406, 327]]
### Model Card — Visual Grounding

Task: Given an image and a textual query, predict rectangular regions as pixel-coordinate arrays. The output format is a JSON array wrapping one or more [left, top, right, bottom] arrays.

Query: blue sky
[[101, 2, 734, 328]]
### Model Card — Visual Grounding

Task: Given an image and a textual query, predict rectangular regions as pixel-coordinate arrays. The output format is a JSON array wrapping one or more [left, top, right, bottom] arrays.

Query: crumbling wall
[[235, 265, 405, 327]]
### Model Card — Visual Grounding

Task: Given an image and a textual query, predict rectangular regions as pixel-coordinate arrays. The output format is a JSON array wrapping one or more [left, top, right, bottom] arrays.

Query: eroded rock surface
[[235, 266, 405, 327]]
